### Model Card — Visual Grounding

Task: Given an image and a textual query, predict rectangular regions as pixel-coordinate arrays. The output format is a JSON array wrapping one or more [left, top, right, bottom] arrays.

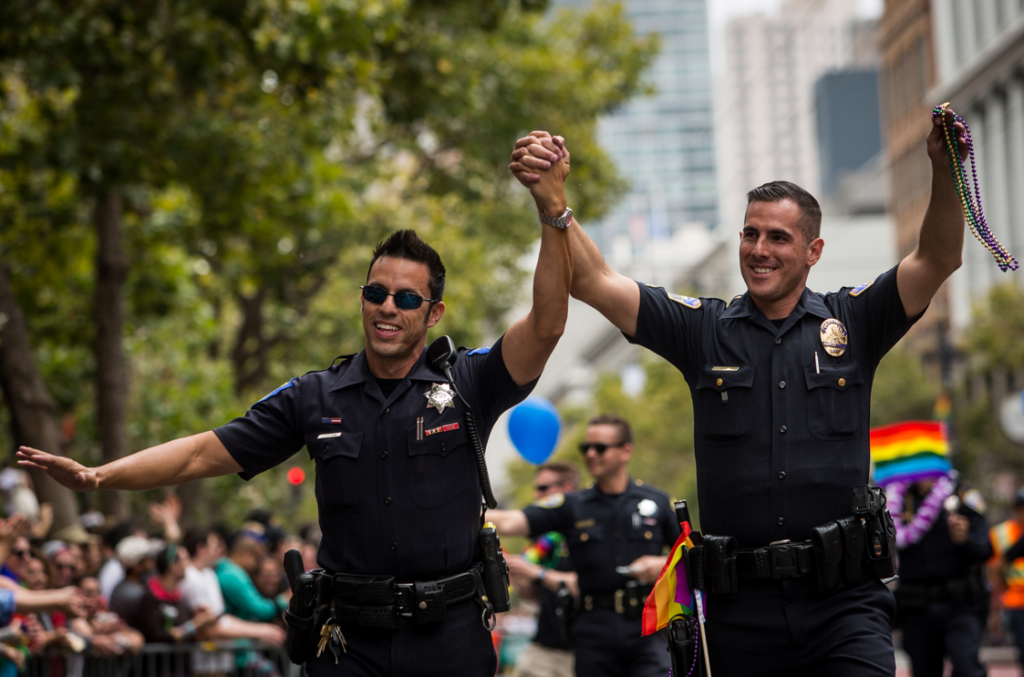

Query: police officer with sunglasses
[[489, 414, 679, 677], [18, 132, 575, 677]]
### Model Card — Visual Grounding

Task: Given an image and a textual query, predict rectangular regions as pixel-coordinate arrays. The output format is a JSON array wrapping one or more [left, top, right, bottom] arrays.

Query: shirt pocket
[[306, 431, 363, 510], [406, 422, 474, 509], [568, 523, 604, 551], [803, 361, 864, 441], [695, 364, 756, 446]]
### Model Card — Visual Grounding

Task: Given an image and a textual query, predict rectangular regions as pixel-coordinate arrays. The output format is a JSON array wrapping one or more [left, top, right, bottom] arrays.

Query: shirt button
[[384, 497, 392, 505], [716, 378, 723, 386], [778, 381, 786, 389], [644, 531, 653, 540], [580, 533, 590, 542], [775, 337, 782, 345], [779, 425, 787, 433], [838, 378, 846, 387], [778, 471, 786, 480], [385, 408, 390, 414], [777, 517, 784, 526], [381, 451, 389, 459], [390, 543, 397, 551]]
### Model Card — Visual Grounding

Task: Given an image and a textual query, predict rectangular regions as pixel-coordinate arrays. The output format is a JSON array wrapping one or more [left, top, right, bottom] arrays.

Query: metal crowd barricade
[[22, 641, 301, 677]]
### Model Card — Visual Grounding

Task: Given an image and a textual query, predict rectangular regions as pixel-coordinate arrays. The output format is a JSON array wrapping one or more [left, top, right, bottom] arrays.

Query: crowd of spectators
[[0, 467, 322, 676]]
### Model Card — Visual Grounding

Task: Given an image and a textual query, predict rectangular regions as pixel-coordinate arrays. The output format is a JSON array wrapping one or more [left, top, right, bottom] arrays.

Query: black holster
[[555, 582, 576, 644], [702, 535, 738, 598], [810, 521, 844, 592], [854, 485, 897, 579], [667, 616, 705, 677], [284, 569, 321, 665]]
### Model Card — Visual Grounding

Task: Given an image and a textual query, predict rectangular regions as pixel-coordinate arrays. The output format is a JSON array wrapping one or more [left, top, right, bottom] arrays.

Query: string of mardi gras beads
[[932, 102, 1019, 272]]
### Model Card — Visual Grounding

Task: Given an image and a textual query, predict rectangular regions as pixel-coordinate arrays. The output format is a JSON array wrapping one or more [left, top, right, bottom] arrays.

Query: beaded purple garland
[[932, 103, 1019, 272]]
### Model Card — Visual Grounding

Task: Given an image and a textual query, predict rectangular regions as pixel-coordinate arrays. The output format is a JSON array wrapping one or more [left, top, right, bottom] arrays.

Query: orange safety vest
[[990, 520, 1024, 609]]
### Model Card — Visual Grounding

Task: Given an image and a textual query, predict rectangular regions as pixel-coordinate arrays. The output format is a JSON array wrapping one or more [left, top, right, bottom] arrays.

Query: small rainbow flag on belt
[[870, 420, 950, 488], [641, 520, 695, 636]]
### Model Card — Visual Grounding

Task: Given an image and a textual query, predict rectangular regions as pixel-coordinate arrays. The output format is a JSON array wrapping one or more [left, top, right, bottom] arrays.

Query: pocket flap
[[407, 423, 467, 458], [803, 361, 863, 391], [305, 431, 362, 461], [568, 525, 603, 546], [697, 364, 755, 392]]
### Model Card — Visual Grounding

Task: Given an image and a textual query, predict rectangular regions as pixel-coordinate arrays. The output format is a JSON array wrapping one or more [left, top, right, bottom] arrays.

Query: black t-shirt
[[215, 336, 534, 580], [897, 487, 992, 583], [626, 266, 917, 546], [523, 481, 680, 594]]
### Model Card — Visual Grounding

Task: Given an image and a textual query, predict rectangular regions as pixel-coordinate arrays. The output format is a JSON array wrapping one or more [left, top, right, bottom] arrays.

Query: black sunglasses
[[11, 550, 28, 558], [534, 484, 555, 493], [578, 442, 626, 455], [361, 285, 437, 310]]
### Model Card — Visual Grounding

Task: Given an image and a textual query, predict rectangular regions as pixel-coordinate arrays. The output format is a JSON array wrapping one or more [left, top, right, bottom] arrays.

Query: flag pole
[[675, 501, 712, 677]]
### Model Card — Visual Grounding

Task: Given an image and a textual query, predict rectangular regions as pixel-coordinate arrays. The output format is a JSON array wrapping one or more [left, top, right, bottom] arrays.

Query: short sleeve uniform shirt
[[523, 481, 680, 594], [215, 336, 533, 581], [626, 266, 917, 547]]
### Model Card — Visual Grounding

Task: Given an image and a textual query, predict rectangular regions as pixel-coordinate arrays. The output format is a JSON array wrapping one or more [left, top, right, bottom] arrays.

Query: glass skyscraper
[[556, 0, 718, 251]]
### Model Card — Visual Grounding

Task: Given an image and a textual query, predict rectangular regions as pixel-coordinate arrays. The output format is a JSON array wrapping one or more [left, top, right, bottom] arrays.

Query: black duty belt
[[737, 541, 816, 580], [314, 564, 483, 629], [581, 582, 652, 618]]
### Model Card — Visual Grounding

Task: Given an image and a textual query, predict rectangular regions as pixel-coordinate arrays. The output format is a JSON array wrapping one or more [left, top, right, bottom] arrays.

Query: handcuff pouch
[[810, 521, 844, 592], [702, 535, 737, 599]]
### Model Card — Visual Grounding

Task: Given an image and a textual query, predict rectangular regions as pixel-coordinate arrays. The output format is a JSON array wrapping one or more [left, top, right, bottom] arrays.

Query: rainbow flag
[[870, 421, 950, 487], [523, 532, 565, 568], [641, 521, 694, 636]]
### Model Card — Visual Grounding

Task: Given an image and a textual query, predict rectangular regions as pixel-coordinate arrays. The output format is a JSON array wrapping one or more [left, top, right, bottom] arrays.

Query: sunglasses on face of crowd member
[[11, 550, 28, 559], [361, 285, 438, 310], [577, 442, 626, 455]]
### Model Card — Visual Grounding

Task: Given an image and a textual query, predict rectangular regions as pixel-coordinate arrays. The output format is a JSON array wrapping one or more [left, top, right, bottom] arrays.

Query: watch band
[[539, 207, 573, 230]]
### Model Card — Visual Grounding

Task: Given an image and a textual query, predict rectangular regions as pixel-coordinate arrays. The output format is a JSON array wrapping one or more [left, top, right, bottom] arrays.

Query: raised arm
[[895, 109, 968, 318], [510, 134, 640, 336], [500, 131, 573, 386], [17, 431, 241, 493]]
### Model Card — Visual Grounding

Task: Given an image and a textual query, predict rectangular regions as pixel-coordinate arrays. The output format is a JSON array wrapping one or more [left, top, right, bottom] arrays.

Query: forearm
[[97, 432, 239, 490], [915, 162, 964, 274], [485, 510, 531, 537]]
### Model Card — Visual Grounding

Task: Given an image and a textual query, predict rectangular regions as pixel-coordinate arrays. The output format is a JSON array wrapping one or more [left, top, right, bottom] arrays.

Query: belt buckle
[[395, 583, 414, 617], [768, 543, 798, 579], [614, 589, 625, 615]]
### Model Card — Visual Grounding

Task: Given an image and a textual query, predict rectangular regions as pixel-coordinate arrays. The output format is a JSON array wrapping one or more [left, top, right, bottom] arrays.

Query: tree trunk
[[94, 190, 129, 519], [230, 287, 270, 396], [0, 259, 80, 534]]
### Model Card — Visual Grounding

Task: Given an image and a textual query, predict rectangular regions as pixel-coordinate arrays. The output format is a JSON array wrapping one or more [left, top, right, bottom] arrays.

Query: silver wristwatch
[[539, 207, 573, 230]]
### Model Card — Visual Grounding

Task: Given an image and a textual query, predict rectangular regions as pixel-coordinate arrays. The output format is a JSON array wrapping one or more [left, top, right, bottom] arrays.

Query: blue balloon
[[508, 398, 561, 465]]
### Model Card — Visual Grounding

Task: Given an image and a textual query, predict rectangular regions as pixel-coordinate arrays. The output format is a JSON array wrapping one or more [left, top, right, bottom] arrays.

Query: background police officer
[[506, 462, 579, 677], [509, 114, 968, 676], [490, 414, 680, 677], [17, 132, 575, 676], [894, 475, 991, 677]]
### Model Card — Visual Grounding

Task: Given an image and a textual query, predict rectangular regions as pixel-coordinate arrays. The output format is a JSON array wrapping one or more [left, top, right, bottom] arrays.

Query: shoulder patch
[[849, 281, 873, 297], [255, 381, 294, 405], [644, 283, 664, 289], [963, 489, 987, 515], [535, 493, 565, 509], [467, 347, 491, 356], [668, 292, 701, 309]]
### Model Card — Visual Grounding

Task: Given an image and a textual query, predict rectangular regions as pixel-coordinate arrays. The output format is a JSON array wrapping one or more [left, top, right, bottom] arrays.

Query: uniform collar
[[329, 347, 448, 393], [720, 287, 831, 332]]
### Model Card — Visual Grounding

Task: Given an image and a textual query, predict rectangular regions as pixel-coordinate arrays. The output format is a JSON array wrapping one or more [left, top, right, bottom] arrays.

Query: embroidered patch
[[321, 418, 342, 424], [668, 292, 701, 309], [644, 283, 664, 289], [849, 281, 873, 297], [468, 347, 490, 356], [256, 381, 293, 404], [536, 493, 565, 509], [424, 422, 460, 436]]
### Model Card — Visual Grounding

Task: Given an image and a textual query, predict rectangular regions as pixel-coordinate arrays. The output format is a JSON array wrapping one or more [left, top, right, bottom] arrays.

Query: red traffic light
[[287, 467, 306, 485]]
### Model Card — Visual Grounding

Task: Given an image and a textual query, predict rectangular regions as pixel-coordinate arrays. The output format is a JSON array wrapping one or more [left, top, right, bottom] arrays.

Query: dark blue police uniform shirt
[[214, 335, 533, 581], [522, 481, 680, 594], [626, 265, 918, 548]]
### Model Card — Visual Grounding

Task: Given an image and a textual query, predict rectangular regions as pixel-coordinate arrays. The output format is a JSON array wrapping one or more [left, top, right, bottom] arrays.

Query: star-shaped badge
[[424, 383, 455, 414]]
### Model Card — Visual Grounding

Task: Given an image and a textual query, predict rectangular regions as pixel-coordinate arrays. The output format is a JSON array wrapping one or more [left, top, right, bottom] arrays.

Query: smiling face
[[739, 199, 823, 319], [361, 255, 445, 377]]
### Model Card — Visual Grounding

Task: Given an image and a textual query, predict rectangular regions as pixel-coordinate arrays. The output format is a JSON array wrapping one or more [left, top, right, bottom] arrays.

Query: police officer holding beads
[[489, 414, 680, 677], [509, 112, 969, 676], [17, 132, 575, 676]]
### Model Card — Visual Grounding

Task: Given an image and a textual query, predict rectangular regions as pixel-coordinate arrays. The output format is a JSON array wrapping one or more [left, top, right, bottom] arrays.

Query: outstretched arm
[[896, 109, 968, 318], [501, 131, 573, 386], [17, 431, 241, 493], [485, 509, 531, 537], [510, 134, 641, 336]]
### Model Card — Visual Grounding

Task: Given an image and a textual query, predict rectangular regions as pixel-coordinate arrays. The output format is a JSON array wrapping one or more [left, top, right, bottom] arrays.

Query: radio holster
[[667, 615, 705, 677], [283, 565, 320, 665], [555, 581, 576, 644], [853, 485, 897, 579]]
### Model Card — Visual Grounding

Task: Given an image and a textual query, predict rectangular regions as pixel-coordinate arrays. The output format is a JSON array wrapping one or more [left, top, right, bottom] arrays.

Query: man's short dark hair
[[538, 461, 579, 488], [367, 230, 446, 302], [745, 180, 821, 244], [182, 527, 213, 558], [587, 414, 634, 445]]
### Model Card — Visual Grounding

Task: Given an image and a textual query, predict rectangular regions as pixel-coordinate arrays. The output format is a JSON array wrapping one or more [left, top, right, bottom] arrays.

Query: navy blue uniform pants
[[901, 602, 985, 677], [304, 601, 496, 676], [571, 609, 671, 677], [703, 576, 896, 676]]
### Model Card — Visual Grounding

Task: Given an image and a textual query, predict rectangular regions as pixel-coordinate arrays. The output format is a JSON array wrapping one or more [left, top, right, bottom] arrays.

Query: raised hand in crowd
[[148, 493, 182, 543]]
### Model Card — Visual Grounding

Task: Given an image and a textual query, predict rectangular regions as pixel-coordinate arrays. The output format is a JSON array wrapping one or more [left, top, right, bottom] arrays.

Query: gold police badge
[[424, 383, 455, 414], [820, 319, 848, 357]]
